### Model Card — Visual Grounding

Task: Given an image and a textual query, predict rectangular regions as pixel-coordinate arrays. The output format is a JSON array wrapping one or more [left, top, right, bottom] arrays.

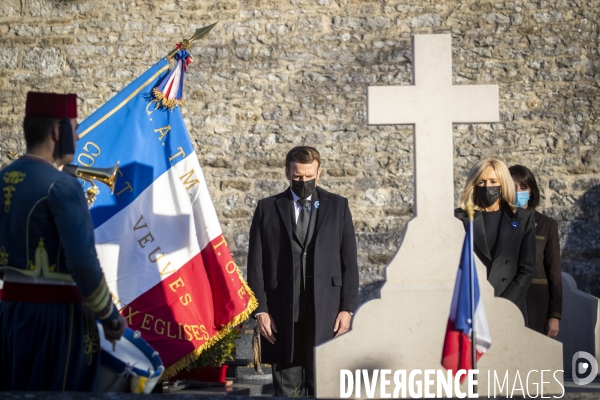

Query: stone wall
[[1, 0, 599, 301]]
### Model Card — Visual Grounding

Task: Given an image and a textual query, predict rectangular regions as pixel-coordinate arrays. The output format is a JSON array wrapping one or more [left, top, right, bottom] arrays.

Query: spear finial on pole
[[166, 22, 218, 59], [153, 22, 218, 110]]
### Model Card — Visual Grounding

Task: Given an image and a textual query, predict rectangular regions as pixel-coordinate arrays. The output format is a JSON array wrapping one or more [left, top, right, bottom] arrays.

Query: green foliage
[[185, 327, 240, 369]]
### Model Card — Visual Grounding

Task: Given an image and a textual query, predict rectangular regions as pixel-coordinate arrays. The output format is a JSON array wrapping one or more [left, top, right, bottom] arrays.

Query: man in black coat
[[247, 146, 359, 397]]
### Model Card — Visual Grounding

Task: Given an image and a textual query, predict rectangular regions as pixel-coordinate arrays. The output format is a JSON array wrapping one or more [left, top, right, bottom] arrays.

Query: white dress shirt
[[291, 191, 312, 224]]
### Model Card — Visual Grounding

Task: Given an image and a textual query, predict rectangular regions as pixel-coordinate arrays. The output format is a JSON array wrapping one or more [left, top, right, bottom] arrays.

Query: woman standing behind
[[509, 164, 562, 338], [455, 159, 535, 322]]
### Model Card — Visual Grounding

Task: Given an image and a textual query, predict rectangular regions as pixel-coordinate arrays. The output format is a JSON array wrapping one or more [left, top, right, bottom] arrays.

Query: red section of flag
[[441, 319, 483, 383], [120, 234, 256, 373]]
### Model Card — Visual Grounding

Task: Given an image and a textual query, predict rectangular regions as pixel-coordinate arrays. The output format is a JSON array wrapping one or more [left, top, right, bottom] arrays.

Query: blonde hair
[[459, 158, 516, 212]]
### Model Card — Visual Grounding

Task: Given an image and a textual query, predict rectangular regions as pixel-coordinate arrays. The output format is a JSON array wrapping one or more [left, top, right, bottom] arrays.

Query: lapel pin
[[314, 200, 320, 209], [511, 221, 519, 229]]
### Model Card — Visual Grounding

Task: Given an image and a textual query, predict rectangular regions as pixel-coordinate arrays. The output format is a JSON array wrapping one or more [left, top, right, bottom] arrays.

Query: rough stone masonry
[[0, 0, 599, 302]]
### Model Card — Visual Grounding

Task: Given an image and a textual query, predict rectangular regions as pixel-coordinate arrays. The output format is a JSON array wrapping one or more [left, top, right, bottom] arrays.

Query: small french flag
[[441, 225, 492, 378]]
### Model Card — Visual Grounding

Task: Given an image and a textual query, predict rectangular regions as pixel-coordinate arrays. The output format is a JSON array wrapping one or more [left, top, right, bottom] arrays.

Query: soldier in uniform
[[0, 92, 126, 390]]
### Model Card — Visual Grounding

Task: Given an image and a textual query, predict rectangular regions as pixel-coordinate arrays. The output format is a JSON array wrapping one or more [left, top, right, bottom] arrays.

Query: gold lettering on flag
[[145, 99, 159, 116], [159, 261, 176, 277], [122, 306, 140, 325], [141, 313, 154, 330], [133, 215, 148, 231], [166, 322, 178, 339], [169, 277, 193, 306], [133, 215, 173, 275], [77, 141, 101, 167], [180, 293, 193, 306], [137, 232, 154, 248], [147, 247, 165, 262], [116, 182, 133, 196], [155, 318, 166, 335], [115, 168, 133, 197], [225, 261, 236, 274], [169, 147, 185, 162], [154, 125, 171, 142], [212, 236, 227, 256], [170, 277, 185, 292], [118, 305, 213, 342], [179, 169, 200, 195]]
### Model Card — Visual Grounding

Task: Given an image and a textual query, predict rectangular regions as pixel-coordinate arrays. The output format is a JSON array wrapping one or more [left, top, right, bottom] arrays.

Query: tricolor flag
[[441, 223, 491, 377], [76, 54, 257, 377]]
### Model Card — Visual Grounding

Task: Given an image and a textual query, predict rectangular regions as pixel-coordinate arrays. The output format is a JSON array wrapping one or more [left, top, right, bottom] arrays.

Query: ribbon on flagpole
[[151, 49, 193, 110]]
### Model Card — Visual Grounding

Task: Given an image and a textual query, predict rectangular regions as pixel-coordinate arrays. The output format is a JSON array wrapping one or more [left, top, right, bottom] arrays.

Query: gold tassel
[[151, 88, 186, 110]]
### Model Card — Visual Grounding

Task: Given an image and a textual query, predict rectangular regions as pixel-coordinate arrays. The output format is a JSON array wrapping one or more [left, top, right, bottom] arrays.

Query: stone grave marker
[[314, 34, 563, 398]]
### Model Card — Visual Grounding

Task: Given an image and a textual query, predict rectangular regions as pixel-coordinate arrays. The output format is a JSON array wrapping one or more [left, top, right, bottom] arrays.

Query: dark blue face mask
[[291, 178, 316, 199], [514, 191, 530, 208]]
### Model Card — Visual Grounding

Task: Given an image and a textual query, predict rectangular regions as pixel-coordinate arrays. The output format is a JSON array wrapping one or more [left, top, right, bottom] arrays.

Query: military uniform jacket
[[455, 204, 535, 319], [0, 157, 117, 320]]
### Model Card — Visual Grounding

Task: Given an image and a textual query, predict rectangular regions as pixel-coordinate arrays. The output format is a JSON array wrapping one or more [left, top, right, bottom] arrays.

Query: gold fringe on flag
[[164, 265, 258, 378], [151, 88, 185, 111]]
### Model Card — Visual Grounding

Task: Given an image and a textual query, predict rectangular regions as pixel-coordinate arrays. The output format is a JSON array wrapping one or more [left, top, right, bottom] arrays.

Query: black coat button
[[502, 277, 507, 282], [505, 260, 510, 264]]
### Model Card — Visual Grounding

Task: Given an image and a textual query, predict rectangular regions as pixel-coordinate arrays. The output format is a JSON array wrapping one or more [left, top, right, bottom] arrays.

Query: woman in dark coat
[[455, 158, 535, 322], [509, 164, 562, 338]]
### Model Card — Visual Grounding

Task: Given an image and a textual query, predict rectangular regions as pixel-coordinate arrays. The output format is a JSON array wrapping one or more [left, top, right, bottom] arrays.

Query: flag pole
[[165, 22, 218, 59], [466, 196, 477, 394]]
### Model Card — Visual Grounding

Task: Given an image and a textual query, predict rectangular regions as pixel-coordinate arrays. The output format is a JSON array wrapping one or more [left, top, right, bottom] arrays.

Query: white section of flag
[[94, 154, 221, 306], [448, 268, 492, 354], [474, 299, 492, 354]]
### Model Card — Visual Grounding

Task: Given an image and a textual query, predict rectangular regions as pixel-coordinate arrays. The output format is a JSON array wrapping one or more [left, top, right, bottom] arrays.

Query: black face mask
[[291, 178, 316, 199], [474, 186, 501, 208]]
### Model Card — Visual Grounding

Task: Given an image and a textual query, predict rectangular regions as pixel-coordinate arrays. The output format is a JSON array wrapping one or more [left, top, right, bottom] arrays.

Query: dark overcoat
[[247, 186, 359, 364], [455, 204, 535, 319], [526, 211, 562, 333]]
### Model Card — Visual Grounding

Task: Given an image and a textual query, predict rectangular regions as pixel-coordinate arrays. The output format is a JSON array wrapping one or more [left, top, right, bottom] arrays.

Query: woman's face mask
[[474, 167, 503, 208], [514, 191, 530, 208], [511, 175, 531, 209], [474, 185, 501, 207]]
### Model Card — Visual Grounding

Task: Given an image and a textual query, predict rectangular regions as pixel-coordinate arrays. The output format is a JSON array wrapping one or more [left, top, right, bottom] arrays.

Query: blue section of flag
[[75, 59, 194, 229], [453, 225, 481, 335]]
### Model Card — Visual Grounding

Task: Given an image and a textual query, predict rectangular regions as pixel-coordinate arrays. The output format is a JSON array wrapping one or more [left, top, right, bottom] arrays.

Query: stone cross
[[368, 34, 498, 220], [314, 34, 564, 398]]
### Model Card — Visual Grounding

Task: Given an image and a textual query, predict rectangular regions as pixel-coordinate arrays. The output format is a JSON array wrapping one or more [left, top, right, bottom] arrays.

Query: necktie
[[296, 199, 310, 244]]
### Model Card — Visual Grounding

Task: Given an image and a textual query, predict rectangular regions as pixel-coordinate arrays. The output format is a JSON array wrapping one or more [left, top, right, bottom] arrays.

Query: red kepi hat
[[25, 92, 77, 118]]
